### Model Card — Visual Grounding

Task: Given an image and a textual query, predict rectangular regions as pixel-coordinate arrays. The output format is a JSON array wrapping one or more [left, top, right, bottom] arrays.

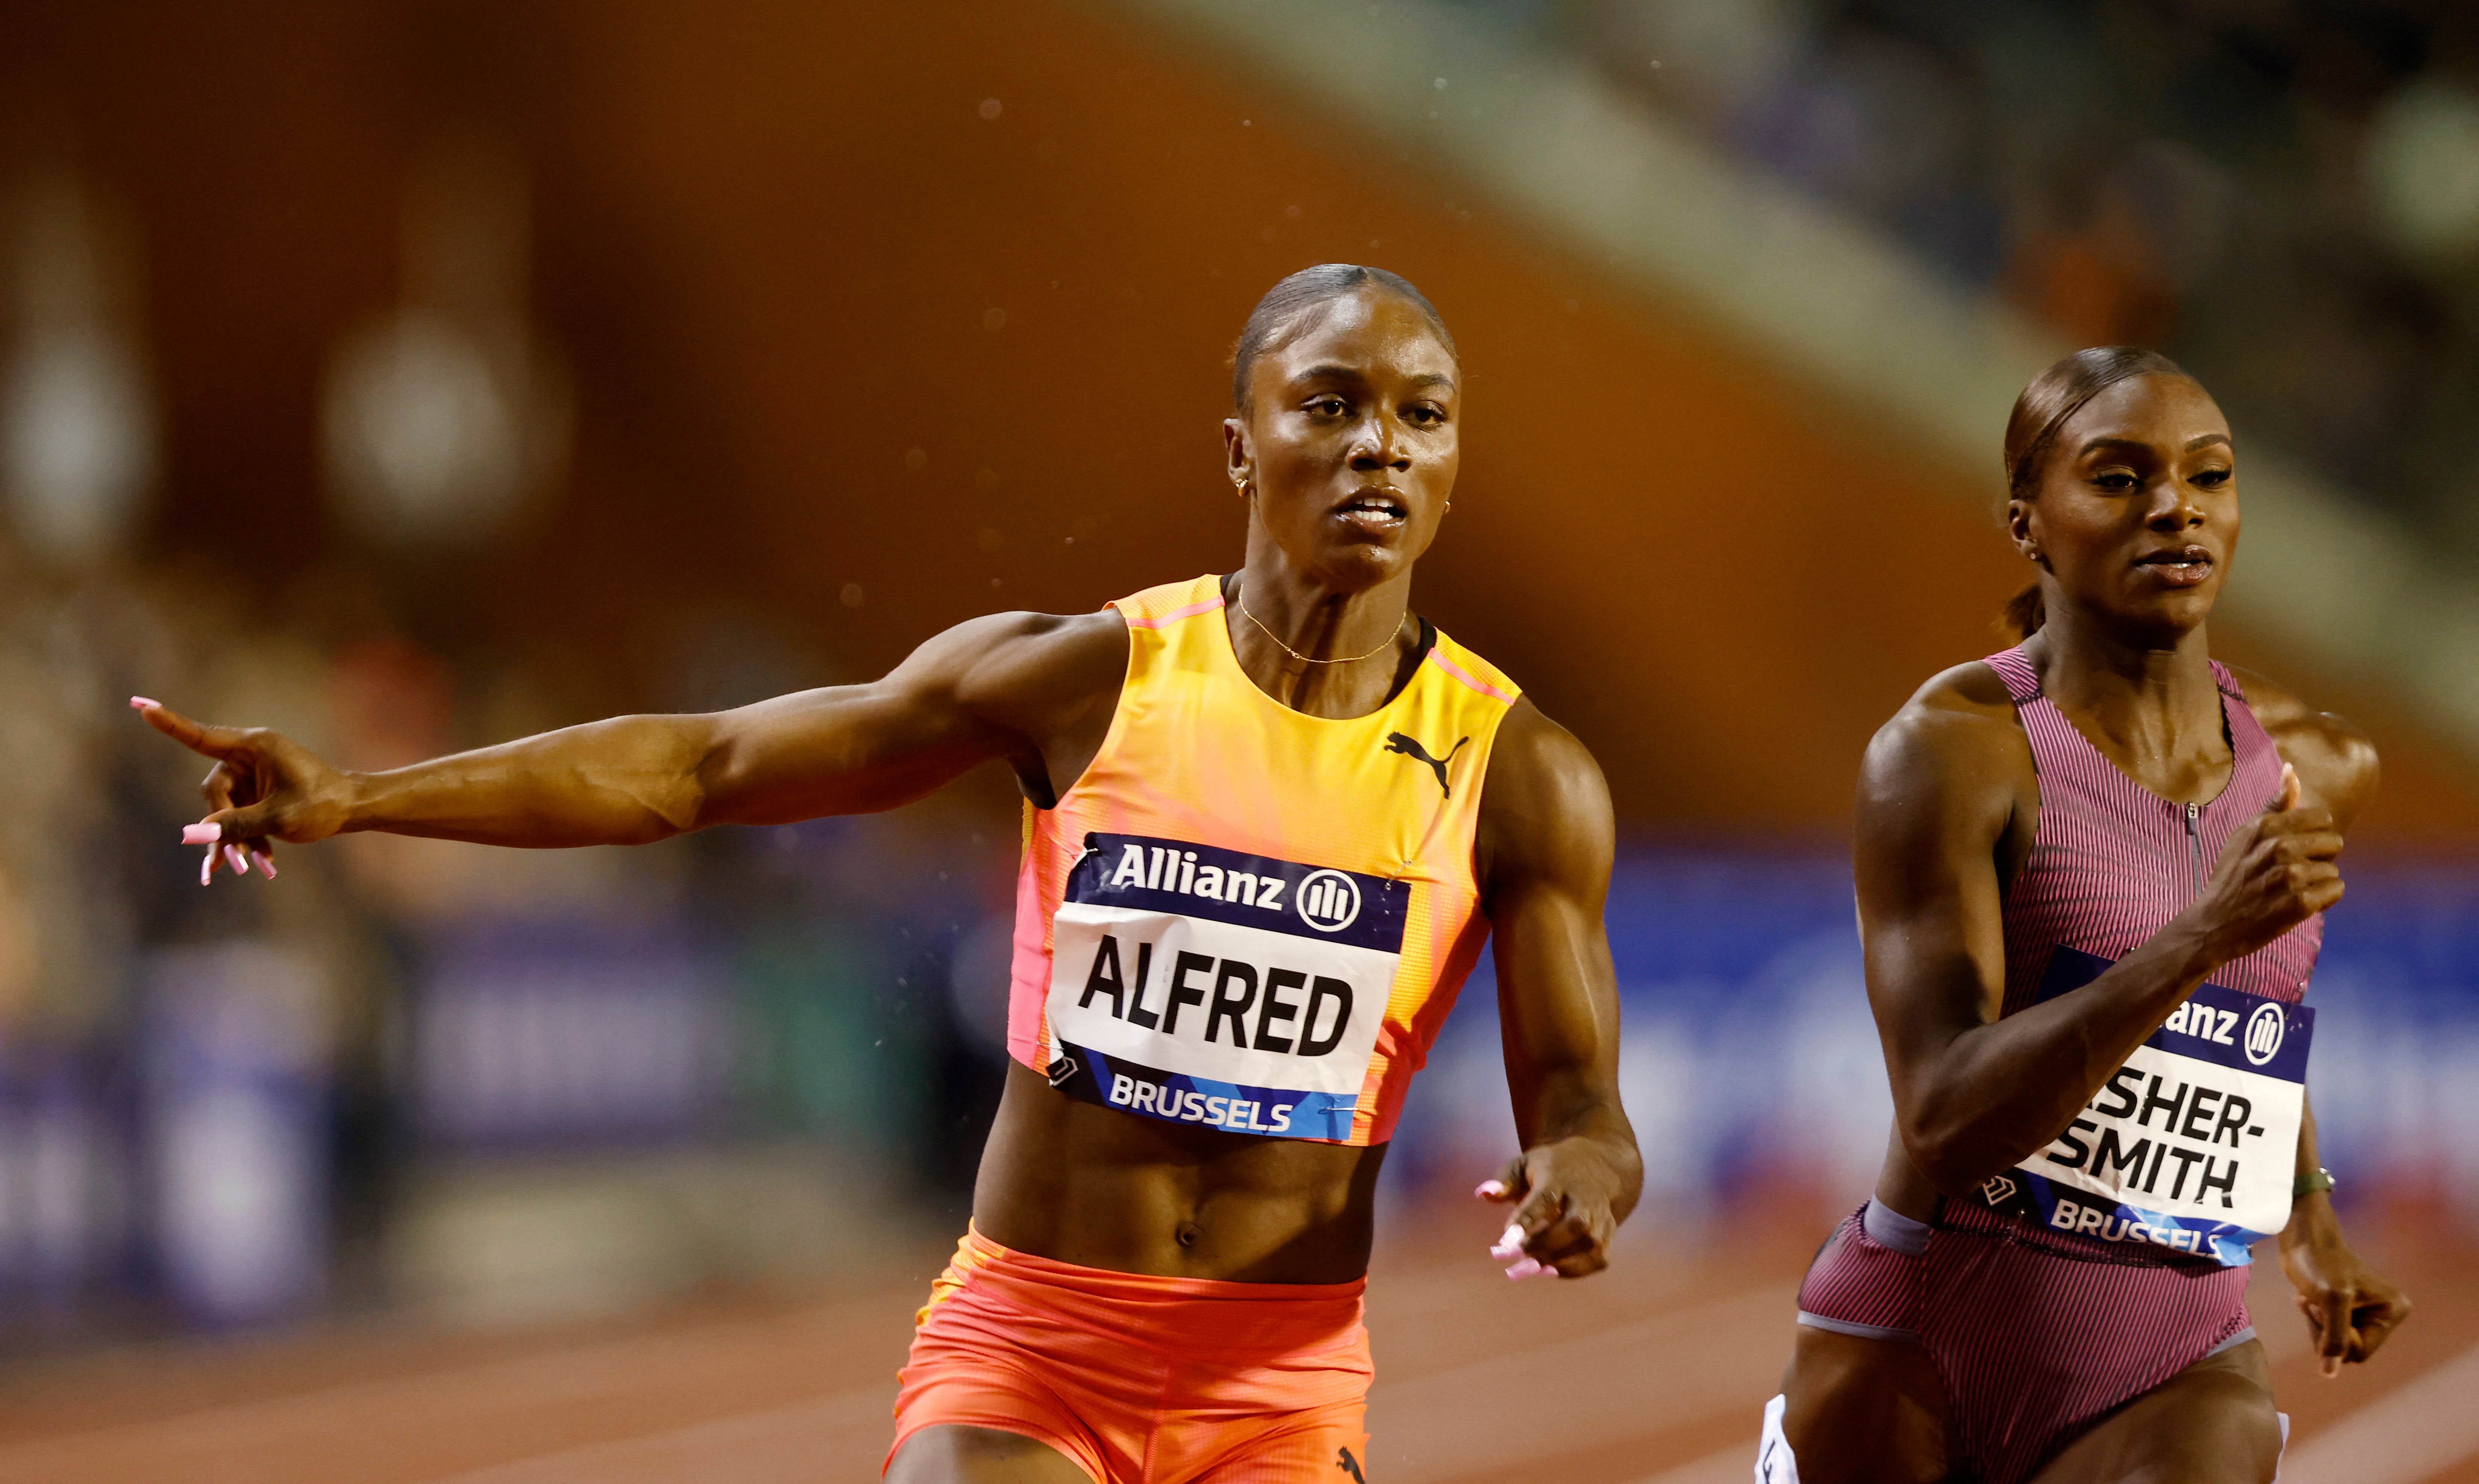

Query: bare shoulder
[[904, 608, 1129, 714], [2221, 664, 2380, 825], [1478, 698, 1614, 893], [1864, 661, 2030, 793]]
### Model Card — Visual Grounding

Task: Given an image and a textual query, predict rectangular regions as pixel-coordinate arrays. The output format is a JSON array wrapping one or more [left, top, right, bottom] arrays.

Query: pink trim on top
[[1426, 647, 1515, 704], [1121, 595, 1225, 630]]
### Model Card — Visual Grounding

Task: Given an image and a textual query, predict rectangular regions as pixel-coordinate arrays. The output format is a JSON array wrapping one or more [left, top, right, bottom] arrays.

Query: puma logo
[[1335, 1446, 1367, 1482], [1384, 733, 1469, 797]]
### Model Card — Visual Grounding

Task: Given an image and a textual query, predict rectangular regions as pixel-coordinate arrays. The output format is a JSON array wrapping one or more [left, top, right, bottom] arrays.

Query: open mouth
[[2135, 545, 2215, 586], [1335, 490, 1408, 529]]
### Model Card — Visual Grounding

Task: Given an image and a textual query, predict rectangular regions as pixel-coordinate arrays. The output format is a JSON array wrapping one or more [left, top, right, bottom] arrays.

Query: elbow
[[656, 784, 708, 838], [1898, 1105, 2005, 1198], [591, 772, 706, 844], [1905, 1141, 1995, 1200], [664, 726, 729, 834]]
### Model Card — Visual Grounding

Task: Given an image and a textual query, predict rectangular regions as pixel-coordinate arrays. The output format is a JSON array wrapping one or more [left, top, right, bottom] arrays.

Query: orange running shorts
[[887, 1226, 1374, 1483]]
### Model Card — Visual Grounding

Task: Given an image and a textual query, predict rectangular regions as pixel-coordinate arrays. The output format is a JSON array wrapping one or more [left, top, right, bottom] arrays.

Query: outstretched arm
[[1861, 671, 2344, 1195], [138, 610, 1127, 858], [1473, 700, 1641, 1279]]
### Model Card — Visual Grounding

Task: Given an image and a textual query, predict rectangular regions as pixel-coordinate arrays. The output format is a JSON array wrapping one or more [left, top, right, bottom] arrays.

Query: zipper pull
[[2184, 802, 2205, 897]]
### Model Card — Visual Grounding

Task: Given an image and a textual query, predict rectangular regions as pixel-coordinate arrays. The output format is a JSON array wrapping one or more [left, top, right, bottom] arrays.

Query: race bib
[[2000, 945, 2312, 1266], [1044, 832, 1405, 1141]]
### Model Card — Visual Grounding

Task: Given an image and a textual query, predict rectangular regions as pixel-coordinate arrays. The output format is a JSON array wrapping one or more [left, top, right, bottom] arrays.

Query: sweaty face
[[2014, 374, 2237, 641], [1227, 290, 1460, 590]]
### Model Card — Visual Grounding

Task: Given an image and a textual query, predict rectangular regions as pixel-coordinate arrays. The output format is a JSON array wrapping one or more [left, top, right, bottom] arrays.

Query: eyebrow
[[1290, 365, 1457, 392], [2075, 432, 2232, 457]]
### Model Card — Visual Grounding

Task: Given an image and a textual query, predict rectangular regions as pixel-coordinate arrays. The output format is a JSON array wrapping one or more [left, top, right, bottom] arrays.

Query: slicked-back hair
[[1229, 264, 1456, 412], [1999, 346, 2200, 638], [2003, 346, 2194, 497]]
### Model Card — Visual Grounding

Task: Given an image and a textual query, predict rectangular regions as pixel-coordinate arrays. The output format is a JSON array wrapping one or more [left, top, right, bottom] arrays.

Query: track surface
[[0, 1217, 2470, 1483]]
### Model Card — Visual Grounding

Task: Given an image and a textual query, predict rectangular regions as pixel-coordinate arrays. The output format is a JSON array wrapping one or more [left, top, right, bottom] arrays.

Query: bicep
[[1484, 710, 1621, 1084], [694, 615, 1047, 825], [1854, 716, 2014, 1103]]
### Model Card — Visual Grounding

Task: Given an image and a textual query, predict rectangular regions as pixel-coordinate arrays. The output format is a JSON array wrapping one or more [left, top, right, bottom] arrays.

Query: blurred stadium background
[[0, 1, 2476, 1479]]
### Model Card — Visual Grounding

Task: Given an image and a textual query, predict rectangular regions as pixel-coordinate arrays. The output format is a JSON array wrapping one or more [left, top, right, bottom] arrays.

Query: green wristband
[[2294, 1167, 2336, 1200]]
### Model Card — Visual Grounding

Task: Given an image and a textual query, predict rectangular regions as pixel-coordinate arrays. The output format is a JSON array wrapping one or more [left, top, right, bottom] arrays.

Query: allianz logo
[[2161, 1000, 2237, 1046], [1103, 844, 1362, 933], [2162, 998, 2288, 1066]]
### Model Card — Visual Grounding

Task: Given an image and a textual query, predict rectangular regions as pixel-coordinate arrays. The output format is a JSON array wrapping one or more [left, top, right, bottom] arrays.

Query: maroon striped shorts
[[1795, 1201, 2255, 1484]]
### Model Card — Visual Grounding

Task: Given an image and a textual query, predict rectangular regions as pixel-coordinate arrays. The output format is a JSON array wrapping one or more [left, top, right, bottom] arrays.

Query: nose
[[2144, 475, 2204, 533], [1347, 415, 1412, 474]]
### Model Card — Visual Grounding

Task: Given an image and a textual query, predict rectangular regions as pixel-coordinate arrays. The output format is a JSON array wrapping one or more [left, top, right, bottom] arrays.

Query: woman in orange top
[[134, 264, 1642, 1484]]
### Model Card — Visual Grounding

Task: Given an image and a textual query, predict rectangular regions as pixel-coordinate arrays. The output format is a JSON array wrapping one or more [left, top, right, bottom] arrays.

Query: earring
[[1445, 501, 1453, 513]]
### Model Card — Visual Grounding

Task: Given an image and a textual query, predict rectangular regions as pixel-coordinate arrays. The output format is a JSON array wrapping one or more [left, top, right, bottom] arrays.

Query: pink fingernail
[[224, 845, 248, 875], [130, 696, 160, 710], [1503, 1258, 1543, 1280], [1475, 1179, 1507, 1200], [199, 851, 215, 886], [252, 850, 277, 879], [182, 823, 222, 845]]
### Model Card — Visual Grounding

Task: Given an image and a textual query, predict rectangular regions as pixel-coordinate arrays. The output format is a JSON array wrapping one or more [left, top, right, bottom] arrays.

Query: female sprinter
[[134, 264, 1642, 1484], [1761, 348, 2409, 1484]]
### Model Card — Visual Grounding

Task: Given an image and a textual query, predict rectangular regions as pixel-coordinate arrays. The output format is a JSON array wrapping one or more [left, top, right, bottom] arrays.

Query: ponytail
[[2000, 582, 2045, 640]]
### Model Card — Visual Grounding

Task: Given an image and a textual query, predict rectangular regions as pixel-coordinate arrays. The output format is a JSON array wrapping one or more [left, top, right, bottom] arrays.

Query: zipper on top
[[2183, 802, 2205, 899]]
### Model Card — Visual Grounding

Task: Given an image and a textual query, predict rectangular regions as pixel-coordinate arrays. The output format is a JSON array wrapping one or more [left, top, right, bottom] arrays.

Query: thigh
[[1187, 1395, 1370, 1484], [1778, 1323, 1954, 1484], [2026, 1340, 2280, 1484], [888, 1425, 1101, 1484]]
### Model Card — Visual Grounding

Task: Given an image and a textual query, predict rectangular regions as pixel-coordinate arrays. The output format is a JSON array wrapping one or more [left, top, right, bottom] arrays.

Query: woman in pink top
[[1764, 348, 2410, 1483]]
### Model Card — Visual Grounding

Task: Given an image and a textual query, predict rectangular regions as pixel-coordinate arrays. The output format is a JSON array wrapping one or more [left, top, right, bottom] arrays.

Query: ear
[[1223, 417, 1252, 493], [2005, 497, 2043, 564]]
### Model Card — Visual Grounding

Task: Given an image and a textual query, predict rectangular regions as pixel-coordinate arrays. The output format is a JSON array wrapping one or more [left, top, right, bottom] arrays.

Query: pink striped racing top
[[1955, 647, 2323, 1267]]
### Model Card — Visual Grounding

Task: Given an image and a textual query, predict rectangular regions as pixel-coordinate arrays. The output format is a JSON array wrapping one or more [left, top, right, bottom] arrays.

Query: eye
[[1305, 395, 1350, 418], [1404, 403, 1447, 426], [2190, 468, 2230, 488], [2092, 470, 2138, 492]]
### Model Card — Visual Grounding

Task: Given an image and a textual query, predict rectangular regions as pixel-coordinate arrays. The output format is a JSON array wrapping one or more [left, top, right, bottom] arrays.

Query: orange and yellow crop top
[[1004, 574, 1522, 1147]]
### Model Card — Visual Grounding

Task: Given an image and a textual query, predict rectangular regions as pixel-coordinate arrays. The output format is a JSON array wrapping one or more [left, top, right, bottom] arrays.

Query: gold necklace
[[1235, 586, 1407, 665]]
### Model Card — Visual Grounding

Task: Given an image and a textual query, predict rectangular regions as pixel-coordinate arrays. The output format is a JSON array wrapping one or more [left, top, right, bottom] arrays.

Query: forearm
[[344, 713, 718, 847], [1905, 916, 2219, 1187]]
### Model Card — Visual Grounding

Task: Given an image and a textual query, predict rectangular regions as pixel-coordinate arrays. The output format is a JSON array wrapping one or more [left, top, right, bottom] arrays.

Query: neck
[[1225, 536, 1416, 719], [2024, 598, 2220, 756]]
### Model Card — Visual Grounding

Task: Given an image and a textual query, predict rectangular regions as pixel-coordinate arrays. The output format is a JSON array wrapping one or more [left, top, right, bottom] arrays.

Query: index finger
[[130, 699, 243, 761], [2260, 805, 2335, 836], [1509, 1150, 1570, 1236], [2310, 1288, 2358, 1376]]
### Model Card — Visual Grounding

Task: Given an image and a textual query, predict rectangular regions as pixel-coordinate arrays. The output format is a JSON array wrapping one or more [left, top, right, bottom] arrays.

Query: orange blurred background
[[1, 1, 2476, 1479]]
